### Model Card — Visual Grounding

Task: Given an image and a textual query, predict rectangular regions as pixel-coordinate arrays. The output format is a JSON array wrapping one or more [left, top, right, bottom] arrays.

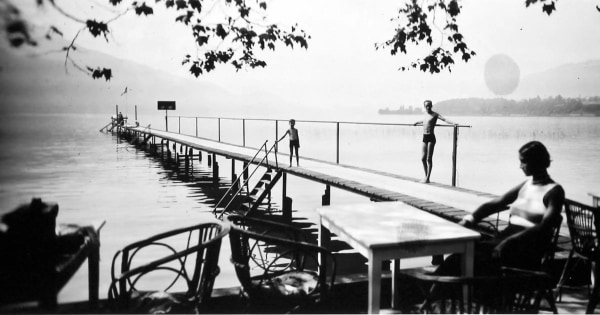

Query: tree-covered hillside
[[379, 96, 600, 116]]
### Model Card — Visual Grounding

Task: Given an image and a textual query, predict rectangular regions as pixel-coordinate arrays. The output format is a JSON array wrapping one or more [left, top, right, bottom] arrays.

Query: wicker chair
[[402, 266, 557, 314], [226, 214, 337, 313], [555, 199, 600, 313], [108, 221, 229, 313]]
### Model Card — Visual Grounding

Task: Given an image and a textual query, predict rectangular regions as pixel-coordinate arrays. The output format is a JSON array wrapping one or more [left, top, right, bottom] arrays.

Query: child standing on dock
[[413, 100, 458, 183], [277, 119, 300, 167]]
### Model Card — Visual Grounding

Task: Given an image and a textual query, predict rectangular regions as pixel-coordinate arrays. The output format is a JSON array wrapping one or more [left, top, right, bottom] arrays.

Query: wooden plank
[[124, 127, 504, 231]]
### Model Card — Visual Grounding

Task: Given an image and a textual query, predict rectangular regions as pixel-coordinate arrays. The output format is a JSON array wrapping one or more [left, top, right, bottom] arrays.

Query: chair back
[[403, 267, 555, 314], [226, 214, 336, 310], [564, 199, 600, 258], [108, 221, 230, 311]]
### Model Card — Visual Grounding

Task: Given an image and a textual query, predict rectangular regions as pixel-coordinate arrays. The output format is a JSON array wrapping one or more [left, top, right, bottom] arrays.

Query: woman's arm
[[460, 182, 525, 226]]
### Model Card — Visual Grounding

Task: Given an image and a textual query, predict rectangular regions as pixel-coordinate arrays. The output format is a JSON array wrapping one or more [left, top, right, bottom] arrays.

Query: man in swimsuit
[[413, 100, 458, 183]]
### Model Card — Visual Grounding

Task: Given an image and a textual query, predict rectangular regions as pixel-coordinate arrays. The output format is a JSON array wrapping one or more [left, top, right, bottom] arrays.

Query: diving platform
[[122, 125, 506, 235]]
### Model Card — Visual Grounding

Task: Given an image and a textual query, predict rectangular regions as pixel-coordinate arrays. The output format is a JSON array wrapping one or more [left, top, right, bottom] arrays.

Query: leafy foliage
[[0, 0, 594, 80], [376, 0, 476, 74], [377, 0, 567, 74], [87, 67, 113, 80], [139, 0, 311, 77]]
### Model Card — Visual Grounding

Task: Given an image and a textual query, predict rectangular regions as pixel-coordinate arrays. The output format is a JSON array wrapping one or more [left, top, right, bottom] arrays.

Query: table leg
[[88, 241, 100, 308], [318, 218, 331, 267], [461, 240, 475, 277], [391, 259, 401, 309], [368, 253, 382, 314], [461, 240, 475, 304]]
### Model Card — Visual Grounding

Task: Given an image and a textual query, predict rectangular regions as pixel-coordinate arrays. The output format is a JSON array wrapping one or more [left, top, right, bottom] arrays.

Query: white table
[[316, 202, 480, 314], [589, 192, 600, 207]]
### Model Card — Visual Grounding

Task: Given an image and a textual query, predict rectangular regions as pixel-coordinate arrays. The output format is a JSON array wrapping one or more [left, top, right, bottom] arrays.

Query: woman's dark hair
[[519, 141, 551, 169]]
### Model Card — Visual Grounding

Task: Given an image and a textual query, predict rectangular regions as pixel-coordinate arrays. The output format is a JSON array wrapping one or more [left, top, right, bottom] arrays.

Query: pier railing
[[166, 116, 470, 187]]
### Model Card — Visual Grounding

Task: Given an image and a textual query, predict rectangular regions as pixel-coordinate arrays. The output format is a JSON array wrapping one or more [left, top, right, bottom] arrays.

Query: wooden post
[[184, 147, 190, 172], [275, 120, 279, 153], [178, 116, 181, 134], [282, 173, 292, 218], [195, 117, 198, 137], [213, 156, 219, 185], [452, 125, 458, 187], [231, 159, 236, 181], [319, 184, 332, 273], [243, 162, 249, 180], [336, 122, 340, 164], [242, 119, 246, 147], [88, 233, 101, 308], [322, 185, 330, 206], [218, 118, 221, 142]]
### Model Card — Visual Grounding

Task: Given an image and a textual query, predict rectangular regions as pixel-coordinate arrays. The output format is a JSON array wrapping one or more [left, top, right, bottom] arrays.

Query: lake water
[[0, 112, 598, 303]]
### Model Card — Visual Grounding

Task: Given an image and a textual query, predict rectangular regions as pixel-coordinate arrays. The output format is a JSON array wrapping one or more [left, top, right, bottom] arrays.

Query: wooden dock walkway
[[124, 125, 508, 234]]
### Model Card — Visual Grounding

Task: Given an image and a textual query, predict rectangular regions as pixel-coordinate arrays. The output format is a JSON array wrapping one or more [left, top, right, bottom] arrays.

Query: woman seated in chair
[[438, 140, 565, 275]]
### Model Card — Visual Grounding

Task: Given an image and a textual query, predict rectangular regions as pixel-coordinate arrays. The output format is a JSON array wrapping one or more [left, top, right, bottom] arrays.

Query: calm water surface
[[1, 112, 598, 303]]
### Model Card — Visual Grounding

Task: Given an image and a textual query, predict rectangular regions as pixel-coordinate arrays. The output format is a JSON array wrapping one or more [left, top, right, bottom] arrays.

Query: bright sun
[[484, 54, 520, 96]]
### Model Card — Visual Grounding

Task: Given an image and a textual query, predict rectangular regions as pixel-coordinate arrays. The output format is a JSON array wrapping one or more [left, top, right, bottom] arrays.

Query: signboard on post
[[157, 101, 176, 110], [158, 101, 176, 131]]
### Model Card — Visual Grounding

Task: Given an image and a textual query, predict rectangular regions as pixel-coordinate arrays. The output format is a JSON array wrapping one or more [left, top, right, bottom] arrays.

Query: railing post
[[218, 118, 221, 142], [275, 120, 279, 153], [195, 117, 198, 137], [336, 122, 340, 164], [243, 119, 246, 147], [452, 125, 458, 187], [134, 105, 137, 121], [178, 116, 181, 134]]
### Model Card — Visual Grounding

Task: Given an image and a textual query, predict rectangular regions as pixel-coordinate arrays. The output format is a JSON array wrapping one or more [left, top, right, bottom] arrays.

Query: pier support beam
[[243, 162, 249, 180], [319, 184, 332, 273], [281, 172, 291, 217], [231, 159, 236, 182], [212, 154, 218, 185], [322, 185, 331, 206]]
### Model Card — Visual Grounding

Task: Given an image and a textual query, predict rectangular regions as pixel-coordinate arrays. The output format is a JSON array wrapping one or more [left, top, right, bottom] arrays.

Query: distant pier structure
[[104, 118, 508, 237]]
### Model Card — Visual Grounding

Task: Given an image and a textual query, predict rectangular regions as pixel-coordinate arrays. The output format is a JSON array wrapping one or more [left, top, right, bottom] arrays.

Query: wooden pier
[[120, 125, 508, 235]]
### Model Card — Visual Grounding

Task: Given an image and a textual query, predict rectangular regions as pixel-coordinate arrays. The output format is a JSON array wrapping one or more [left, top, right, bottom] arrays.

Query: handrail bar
[[99, 121, 114, 132], [216, 140, 279, 219], [172, 115, 471, 128], [213, 140, 268, 214], [167, 115, 472, 187]]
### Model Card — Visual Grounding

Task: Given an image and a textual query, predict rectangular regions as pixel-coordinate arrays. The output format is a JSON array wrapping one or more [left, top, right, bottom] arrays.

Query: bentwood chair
[[226, 214, 337, 313], [108, 221, 229, 313], [555, 199, 600, 313], [402, 266, 557, 314]]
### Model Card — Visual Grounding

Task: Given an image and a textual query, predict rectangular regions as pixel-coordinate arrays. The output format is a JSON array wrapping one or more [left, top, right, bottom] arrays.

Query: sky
[[9, 0, 600, 118]]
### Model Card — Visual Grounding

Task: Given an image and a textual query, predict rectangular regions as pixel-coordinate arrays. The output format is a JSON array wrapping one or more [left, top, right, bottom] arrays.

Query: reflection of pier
[[118, 124, 507, 236]]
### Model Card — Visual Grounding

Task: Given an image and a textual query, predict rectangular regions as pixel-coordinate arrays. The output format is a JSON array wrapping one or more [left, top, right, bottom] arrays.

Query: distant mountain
[[376, 59, 600, 116], [0, 46, 290, 117], [515, 60, 600, 99]]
